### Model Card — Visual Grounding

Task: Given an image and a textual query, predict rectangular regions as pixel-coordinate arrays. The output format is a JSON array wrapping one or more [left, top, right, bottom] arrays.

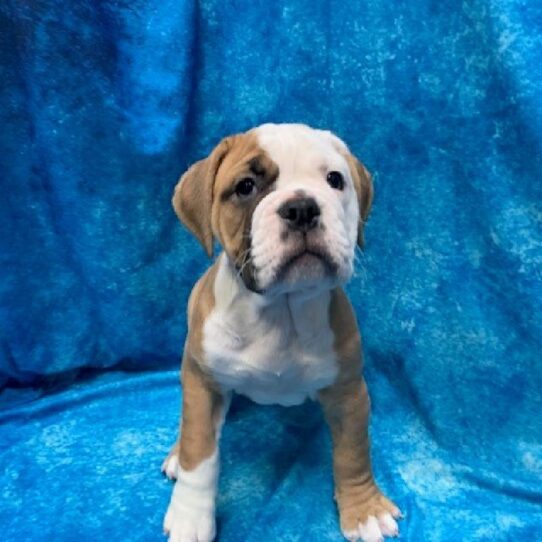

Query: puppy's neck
[[214, 253, 333, 329]]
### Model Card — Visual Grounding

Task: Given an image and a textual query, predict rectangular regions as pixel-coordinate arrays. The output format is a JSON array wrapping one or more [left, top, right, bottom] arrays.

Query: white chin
[[281, 254, 329, 283], [260, 254, 344, 294]]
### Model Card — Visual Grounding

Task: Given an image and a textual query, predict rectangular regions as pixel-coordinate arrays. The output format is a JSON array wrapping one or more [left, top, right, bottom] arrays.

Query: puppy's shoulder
[[329, 288, 363, 380], [186, 260, 220, 362]]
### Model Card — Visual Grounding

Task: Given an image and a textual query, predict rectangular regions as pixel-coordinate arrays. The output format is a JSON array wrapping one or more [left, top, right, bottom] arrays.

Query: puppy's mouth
[[235, 244, 337, 295], [275, 244, 338, 283]]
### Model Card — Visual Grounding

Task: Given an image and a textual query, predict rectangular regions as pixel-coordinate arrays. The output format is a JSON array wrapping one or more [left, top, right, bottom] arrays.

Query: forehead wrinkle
[[219, 151, 259, 180], [216, 144, 262, 192], [248, 156, 264, 176], [218, 137, 278, 185], [255, 125, 344, 186], [249, 154, 279, 180]]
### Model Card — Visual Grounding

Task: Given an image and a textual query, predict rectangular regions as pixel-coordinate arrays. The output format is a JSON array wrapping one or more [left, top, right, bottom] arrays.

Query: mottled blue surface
[[1, 1, 541, 540]]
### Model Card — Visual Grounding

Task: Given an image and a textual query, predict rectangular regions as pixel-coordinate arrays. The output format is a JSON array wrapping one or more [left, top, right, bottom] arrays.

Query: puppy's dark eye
[[235, 177, 256, 198], [326, 171, 344, 190]]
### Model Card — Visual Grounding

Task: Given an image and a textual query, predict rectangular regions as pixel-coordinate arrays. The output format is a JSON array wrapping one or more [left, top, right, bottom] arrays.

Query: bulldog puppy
[[162, 123, 401, 542]]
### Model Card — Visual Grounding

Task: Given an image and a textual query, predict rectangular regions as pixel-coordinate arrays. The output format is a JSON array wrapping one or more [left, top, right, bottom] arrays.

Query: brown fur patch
[[178, 354, 225, 471], [172, 131, 278, 289], [172, 140, 231, 256], [186, 263, 219, 363]]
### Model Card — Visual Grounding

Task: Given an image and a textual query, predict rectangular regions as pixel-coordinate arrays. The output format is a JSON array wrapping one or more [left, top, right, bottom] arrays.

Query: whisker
[[234, 247, 252, 267], [352, 245, 368, 283], [234, 246, 255, 280], [236, 255, 254, 279]]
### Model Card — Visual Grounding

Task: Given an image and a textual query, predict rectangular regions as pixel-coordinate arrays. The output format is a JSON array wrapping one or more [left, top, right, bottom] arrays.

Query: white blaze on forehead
[[253, 123, 350, 188]]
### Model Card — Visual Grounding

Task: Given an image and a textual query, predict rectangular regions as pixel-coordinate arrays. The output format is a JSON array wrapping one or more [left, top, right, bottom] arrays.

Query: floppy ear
[[172, 138, 232, 256], [344, 153, 374, 248]]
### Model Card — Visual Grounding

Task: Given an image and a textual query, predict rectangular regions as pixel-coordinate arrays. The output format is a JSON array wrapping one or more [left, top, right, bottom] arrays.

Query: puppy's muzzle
[[277, 197, 321, 233]]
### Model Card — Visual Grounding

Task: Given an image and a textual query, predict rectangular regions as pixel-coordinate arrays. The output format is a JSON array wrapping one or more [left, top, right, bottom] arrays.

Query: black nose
[[277, 197, 321, 232]]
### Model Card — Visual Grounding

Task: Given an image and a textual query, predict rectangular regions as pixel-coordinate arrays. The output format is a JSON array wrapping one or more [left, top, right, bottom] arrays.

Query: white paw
[[162, 453, 179, 480], [163, 500, 216, 542], [163, 452, 219, 542], [343, 513, 399, 542]]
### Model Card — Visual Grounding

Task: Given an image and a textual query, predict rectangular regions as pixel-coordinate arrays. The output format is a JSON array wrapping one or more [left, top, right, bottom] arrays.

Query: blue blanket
[[1, 1, 541, 540]]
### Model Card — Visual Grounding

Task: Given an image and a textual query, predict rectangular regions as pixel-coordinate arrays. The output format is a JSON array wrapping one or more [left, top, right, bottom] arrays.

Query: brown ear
[[172, 138, 232, 256], [345, 153, 374, 247]]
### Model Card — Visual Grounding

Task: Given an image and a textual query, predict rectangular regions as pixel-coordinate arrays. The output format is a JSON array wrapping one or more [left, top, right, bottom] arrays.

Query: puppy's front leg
[[164, 355, 228, 542], [319, 379, 401, 542]]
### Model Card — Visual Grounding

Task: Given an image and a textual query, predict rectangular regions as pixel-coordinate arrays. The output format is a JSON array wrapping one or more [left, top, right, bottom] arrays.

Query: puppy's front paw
[[163, 496, 216, 542], [163, 449, 219, 542], [340, 491, 401, 542]]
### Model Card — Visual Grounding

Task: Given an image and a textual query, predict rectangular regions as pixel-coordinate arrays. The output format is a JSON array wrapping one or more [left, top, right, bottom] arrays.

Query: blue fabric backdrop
[[1, 1, 541, 540]]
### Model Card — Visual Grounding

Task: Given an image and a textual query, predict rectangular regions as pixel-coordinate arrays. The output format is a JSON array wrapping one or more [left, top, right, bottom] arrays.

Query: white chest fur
[[202, 256, 339, 406]]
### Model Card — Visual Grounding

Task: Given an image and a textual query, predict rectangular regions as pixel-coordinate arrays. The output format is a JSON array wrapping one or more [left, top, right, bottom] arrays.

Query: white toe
[[163, 503, 174, 533], [162, 454, 179, 480], [196, 516, 215, 541], [177, 520, 195, 540], [164, 510, 214, 542], [343, 528, 360, 541], [358, 515, 383, 542], [378, 513, 399, 537]]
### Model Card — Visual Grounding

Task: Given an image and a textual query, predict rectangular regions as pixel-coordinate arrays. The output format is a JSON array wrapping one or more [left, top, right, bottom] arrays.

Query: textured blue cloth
[[1, 1, 541, 540]]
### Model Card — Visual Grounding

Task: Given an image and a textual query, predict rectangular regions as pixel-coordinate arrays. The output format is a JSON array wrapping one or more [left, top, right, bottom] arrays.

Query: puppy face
[[173, 124, 373, 295]]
